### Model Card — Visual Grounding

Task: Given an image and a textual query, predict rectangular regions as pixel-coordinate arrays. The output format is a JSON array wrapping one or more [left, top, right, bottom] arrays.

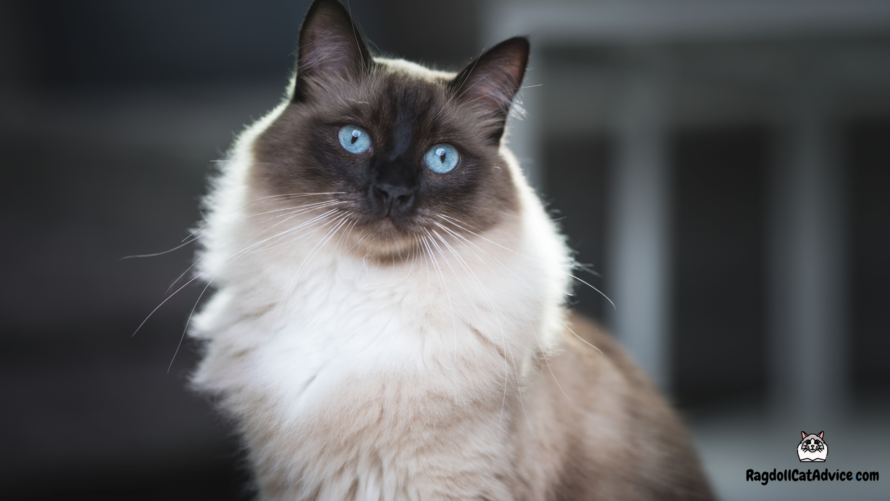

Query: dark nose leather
[[373, 182, 415, 215], [371, 160, 417, 216]]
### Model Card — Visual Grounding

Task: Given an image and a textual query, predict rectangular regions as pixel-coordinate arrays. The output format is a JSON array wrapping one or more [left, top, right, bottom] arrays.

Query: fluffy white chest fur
[[191, 166, 569, 499]]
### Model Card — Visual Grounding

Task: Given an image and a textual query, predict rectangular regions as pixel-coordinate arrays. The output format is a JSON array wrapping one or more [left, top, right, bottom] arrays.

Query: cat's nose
[[372, 161, 417, 216], [373, 182, 415, 215]]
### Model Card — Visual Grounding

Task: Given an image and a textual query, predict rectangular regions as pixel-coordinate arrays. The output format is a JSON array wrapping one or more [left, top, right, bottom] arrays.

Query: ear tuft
[[293, 0, 372, 102]]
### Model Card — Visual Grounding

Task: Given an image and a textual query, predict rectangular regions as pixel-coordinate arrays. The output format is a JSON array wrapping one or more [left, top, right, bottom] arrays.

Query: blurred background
[[1, 1, 888, 499]]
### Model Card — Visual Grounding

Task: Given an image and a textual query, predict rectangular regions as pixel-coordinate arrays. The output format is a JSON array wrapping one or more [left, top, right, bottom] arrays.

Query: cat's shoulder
[[560, 313, 655, 391], [526, 313, 714, 499], [542, 312, 700, 455]]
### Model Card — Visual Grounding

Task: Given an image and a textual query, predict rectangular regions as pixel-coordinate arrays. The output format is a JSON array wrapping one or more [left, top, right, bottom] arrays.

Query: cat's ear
[[293, 0, 373, 102], [449, 37, 530, 143], [818, 431, 824, 439], [801, 431, 807, 439]]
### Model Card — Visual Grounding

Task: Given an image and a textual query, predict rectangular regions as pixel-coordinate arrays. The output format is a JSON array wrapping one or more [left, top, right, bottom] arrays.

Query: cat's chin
[[345, 217, 427, 261]]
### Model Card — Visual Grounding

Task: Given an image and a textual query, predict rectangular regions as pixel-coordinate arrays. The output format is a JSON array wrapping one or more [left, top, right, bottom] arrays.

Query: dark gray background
[[1, 1, 887, 499]]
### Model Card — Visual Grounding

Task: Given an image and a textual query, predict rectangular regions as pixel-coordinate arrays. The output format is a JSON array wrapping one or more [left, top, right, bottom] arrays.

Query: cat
[[798, 431, 828, 462], [188, 0, 715, 499]]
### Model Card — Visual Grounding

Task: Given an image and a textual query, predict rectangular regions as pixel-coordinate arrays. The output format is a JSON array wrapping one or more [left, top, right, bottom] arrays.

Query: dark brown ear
[[819, 431, 824, 439], [801, 431, 807, 439], [449, 37, 530, 143], [293, 0, 372, 102]]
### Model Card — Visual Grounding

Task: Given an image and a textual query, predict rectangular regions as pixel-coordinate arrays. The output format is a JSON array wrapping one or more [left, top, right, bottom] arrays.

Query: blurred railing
[[483, 0, 890, 412]]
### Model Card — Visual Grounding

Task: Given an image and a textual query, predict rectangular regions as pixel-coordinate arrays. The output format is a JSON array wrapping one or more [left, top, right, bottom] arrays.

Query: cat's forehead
[[309, 59, 481, 144], [375, 58, 456, 82], [364, 61, 455, 119]]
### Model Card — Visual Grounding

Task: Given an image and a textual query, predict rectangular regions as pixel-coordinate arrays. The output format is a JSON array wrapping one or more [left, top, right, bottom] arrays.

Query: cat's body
[[189, 1, 714, 499]]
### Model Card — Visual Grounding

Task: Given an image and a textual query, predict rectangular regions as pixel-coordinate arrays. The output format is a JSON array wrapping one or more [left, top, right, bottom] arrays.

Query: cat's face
[[248, 0, 528, 258], [799, 432, 825, 452]]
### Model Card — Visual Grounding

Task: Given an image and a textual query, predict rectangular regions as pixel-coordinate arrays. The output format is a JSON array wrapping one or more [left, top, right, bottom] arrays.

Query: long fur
[[192, 77, 571, 498], [188, 2, 714, 499]]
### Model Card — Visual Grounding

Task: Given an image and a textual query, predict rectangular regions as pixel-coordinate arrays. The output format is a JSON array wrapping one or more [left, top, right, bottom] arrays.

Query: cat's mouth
[[343, 211, 431, 257], [371, 215, 404, 234]]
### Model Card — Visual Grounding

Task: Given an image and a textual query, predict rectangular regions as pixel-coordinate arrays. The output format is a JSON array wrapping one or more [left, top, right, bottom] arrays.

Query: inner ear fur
[[293, 0, 373, 102]]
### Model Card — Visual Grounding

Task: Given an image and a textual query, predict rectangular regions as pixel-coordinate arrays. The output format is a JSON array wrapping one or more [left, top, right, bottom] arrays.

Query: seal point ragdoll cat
[[798, 431, 828, 462], [189, 0, 715, 499]]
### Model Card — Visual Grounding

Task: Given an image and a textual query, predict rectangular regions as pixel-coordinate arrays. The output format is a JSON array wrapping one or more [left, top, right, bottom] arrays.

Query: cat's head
[[799, 431, 825, 452], [246, 0, 529, 259]]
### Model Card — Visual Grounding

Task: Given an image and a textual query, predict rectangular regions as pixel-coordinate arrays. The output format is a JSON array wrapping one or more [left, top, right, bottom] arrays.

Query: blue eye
[[338, 125, 371, 154], [423, 144, 459, 174]]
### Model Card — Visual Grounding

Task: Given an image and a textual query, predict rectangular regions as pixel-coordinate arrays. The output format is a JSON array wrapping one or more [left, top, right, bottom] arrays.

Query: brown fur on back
[[513, 314, 714, 500]]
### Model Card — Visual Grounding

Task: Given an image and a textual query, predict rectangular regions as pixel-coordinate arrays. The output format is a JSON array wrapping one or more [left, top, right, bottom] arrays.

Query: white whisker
[[562, 320, 603, 356], [164, 203, 346, 295], [436, 214, 615, 310], [121, 193, 345, 260], [427, 226, 519, 432], [420, 234, 459, 384], [166, 209, 346, 371], [135, 208, 343, 340]]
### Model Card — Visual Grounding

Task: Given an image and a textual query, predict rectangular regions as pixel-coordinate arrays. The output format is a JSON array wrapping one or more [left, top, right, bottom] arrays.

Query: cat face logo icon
[[798, 431, 828, 462]]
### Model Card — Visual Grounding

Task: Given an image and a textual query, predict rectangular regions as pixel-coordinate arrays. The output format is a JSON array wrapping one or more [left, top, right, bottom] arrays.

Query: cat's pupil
[[351, 130, 361, 144], [437, 147, 446, 163]]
